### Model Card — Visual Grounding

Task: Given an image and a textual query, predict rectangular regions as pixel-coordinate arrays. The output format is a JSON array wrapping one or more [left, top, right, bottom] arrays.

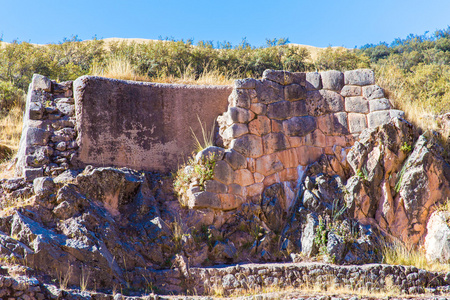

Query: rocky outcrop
[[425, 211, 450, 263], [345, 118, 450, 244]]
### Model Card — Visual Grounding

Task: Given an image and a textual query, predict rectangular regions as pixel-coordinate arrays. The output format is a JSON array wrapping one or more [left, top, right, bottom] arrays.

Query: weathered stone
[[301, 213, 319, 257], [255, 79, 284, 104], [250, 103, 266, 115], [344, 69, 375, 85], [390, 109, 405, 119], [327, 232, 346, 263], [292, 72, 306, 86], [234, 78, 257, 89], [321, 70, 344, 92], [284, 84, 306, 101], [262, 132, 289, 154], [341, 85, 362, 97], [256, 154, 284, 176], [23, 167, 44, 182], [425, 211, 450, 263], [29, 102, 44, 120], [195, 146, 226, 163], [228, 89, 251, 109], [227, 107, 255, 124], [276, 148, 299, 168], [302, 129, 327, 148], [56, 102, 75, 116], [267, 101, 291, 120], [224, 149, 247, 170], [291, 100, 307, 117], [234, 169, 255, 186], [363, 85, 384, 100], [213, 160, 234, 185], [247, 182, 265, 197], [305, 72, 322, 91], [33, 177, 55, 196], [222, 123, 249, 140], [219, 194, 243, 211], [296, 146, 324, 166], [306, 90, 344, 116], [369, 98, 391, 112], [262, 69, 292, 85], [283, 116, 316, 137], [345, 97, 369, 113], [348, 113, 368, 133], [188, 191, 222, 209], [204, 180, 228, 194], [230, 135, 263, 158], [248, 116, 271, 136], [32, 74, 52, 92], [271, 119, 283, 132], [367, 110, 391, 128], [317, 113, 349, 135], [25, 128, 51, 147]]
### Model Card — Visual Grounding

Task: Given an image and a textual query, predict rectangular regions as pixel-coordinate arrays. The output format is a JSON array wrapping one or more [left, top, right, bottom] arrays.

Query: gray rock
[[56, 102, 75, 116], [291, 100, 307, 117], [285, 84, 306, 101], [345, 97, 369, 113], [267, 101, 291, 119], [25, 128, 51, 147], [262, 69, 293, 85], [362, 85, 384, 99], [234, 78, 257, 89], [29, 102, 44, 120], [344, 69, 375, 86], [33, 177, 55, 196], [341, 85, 362, 97], [195, 146, 226, 163], [230, 134, 263, 158], [256, 79, 284, 104], [224, 149, 247, 170], [283, 116, 316, 137], [301, 213, 319, 257], [327, 232, 346, 263], [369, 98, 391, 112], [213, 160, 234, 185], [23, 167, 44, 182], [321, 70, 344, 92], [32, 74, 52, 92], [306, 72, 322, 91], [204, 180, 227, 194]]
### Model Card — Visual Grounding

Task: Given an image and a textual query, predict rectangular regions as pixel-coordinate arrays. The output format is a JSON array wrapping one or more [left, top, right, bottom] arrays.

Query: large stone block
[[369, 98, 391, 112], [250, 103, 267, 115], [367, 110, 391, 128], [230, 134, 263, 158], [32, 74, 52, 92], [284, 84, 306, 101], [73, 76, 231, 172], [291, 100, 307, 117], [227, 107, 255, 124], [222, 123, 249, 140], [262, 69, 293, 85], [267, 101, 291, 120], [317, 112, 349, 135], [234, 169, 255, 186], [390, 109, 405, 119], [321, 70, 344, 92], [29, 102, 45, 120], [295, 146, 324, 166], [344, 69, 375, 86], [276, 148, 299, 168], [195, 146, 226, 163], [345, 96, 369, 113], [224, 149, 247, 170], [248, 115, 271, 136], [188, 190, 222, 209], [24, 167, 44, 182], [26, 127, 52, 146], [341, 85, 362, 97], [256, 153, 284, 176], [306, 90, 344, 116], [247, 183, 264, 197], [348, 113, 368, 133], [204, 180, 228, 194], [213, 160, 235, 185], [302, 129, 327, 148], [283, 116, 316, 137], [256, 79, 284, 104], [228, 89, 251, 109], [292, 72, 306, 86], [234, 78, 257, 89], [305, 72, 322, 91], [362, 85, 384, 100], [262, 132, 289, 154]]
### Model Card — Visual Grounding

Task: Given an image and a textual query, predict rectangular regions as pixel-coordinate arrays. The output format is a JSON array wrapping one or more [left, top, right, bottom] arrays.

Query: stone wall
[[16, 74, 78, 181], [187, 69, 404, 211]]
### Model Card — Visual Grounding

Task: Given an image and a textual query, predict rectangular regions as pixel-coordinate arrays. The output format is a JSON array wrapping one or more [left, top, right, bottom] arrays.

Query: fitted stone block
[[248, 116, 271, 136], [369, 98, 391, 112], [305, 72, 322, 91], [256, 153, 284, 176], [291, 100, 307, 117], [284, 84, 306, 101], [344, 69, 375, 86], [390, 109, 406, 119], [345, 96, 369, 113], [348, 113, 368, 133], [317, 112, 349, 135], [276, 148, 299, 168], [341, 85, 362, 97], [234, 78, 257, 89], [263, 69, 293, 85], [296, 146, 324, 166], [230, 134, 263, 158], [227, 107, 255, 123], [267, 101, 291, 120], [262, 132, 289, 154], [250, 103, 267, 115], [363, 85, 384, 100], [204, 180, 228, 194], [283, 116, 316, 137], [234, 169, 255, 186], [302, 129, 327, 148], [367, 110, 391, 128], [228, 89, 251, 109], [247, 182, 265, 197], [224, 149, 247, 170], [321, 70, 344, 92], [256, 79, 284, 104], [213, 160, 235, 185], [222, 123, 249, 140]]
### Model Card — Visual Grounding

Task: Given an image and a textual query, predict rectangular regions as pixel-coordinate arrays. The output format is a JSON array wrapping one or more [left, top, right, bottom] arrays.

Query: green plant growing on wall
[[400, 141, 412, 153]]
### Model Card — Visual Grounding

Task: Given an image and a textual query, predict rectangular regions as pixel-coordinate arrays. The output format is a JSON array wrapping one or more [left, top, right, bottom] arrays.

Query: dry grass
[[0, 102, 24, 178], [382, 239, 450, 273], [91, 56, 234, 86]]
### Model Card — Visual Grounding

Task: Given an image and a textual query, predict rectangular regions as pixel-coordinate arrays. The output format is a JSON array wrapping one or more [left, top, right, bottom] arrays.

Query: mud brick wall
[[16, 74, 78, 181], [188, 69, 404, 211]]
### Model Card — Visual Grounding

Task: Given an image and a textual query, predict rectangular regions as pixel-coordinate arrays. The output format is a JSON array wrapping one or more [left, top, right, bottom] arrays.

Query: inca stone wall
[[187, 69, 404, 211], [16, 74, 78, 181]]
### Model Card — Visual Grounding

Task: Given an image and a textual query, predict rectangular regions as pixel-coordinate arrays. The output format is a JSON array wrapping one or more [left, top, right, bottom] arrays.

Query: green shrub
[[0, 81, 25, 113]]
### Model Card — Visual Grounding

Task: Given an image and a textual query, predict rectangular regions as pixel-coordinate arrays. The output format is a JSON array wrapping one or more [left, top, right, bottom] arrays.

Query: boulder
[[425, 211, 450, 263]]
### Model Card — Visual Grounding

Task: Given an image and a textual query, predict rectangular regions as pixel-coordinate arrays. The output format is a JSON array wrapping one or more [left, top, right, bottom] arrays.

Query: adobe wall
[[185, 69, 404, 211]]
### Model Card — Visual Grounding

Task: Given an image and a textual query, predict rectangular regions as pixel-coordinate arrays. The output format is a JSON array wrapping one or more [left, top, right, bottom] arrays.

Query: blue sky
[[1, 0, 449, 48]]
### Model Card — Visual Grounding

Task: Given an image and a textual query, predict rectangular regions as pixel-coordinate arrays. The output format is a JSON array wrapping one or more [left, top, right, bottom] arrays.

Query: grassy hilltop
[[0, 29, 450, 161]]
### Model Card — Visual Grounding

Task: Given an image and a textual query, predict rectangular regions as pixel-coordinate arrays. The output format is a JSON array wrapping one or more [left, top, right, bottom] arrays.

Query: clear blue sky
[[1, 0, 449, 48]]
